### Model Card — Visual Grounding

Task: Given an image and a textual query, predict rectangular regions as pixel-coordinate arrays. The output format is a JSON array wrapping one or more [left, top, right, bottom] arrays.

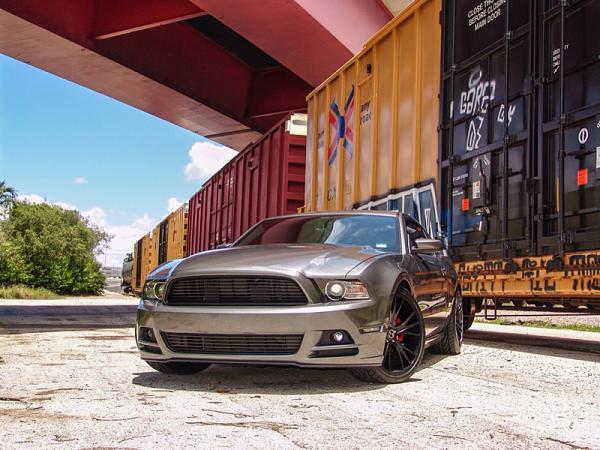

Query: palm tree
[[0, 181, 17, 208]]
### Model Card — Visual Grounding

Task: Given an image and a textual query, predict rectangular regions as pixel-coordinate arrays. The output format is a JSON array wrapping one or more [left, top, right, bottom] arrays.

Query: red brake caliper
[[395, 317, 404, 342]]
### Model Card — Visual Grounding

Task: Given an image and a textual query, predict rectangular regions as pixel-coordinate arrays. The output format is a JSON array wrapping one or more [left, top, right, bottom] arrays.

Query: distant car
[[136, 212, 462, 383]]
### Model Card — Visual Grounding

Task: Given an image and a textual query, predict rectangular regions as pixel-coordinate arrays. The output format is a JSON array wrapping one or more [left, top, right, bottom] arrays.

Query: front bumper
[[136, 298, 387, 367]]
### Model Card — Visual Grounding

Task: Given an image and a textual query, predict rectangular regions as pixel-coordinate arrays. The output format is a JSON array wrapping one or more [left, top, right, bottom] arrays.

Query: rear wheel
[[430, 290, 463, 355], [145, 361, 211, 375], [350, 287, 424, 384]]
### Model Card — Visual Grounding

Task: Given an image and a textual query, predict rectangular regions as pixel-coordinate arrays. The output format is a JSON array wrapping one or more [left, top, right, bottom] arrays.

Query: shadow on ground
[[131, 351, 449, 394]]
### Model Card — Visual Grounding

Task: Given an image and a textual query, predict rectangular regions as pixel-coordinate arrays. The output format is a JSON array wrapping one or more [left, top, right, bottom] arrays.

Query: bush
[[0, 201, 110, 295]]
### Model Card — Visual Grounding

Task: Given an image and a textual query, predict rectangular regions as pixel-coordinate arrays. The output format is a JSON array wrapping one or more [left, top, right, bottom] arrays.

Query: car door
[[404, 217, 448, 335]]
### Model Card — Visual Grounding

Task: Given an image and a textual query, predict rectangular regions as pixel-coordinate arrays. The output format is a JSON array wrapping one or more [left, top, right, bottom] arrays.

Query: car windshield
[[235, 215, 400, 253]]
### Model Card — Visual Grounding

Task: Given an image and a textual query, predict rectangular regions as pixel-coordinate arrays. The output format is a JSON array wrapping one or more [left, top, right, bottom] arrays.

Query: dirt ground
[[1, 325, 599, 449]]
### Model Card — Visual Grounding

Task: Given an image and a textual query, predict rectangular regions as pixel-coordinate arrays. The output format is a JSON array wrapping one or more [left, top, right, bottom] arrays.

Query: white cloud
[[167, 197, 183, 213], [184, 140, 237, 182], [73, 176, 87, 185], [17, 194, 77, 210]]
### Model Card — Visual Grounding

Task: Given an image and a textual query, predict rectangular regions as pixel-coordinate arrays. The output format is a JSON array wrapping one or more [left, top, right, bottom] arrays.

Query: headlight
[[143, 281, 166, 301], [324, 281, 369, 301]]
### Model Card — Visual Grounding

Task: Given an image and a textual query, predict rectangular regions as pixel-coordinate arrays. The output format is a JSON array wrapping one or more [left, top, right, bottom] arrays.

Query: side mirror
[[216, 243, 233, 249], [412, 238, 443, 254]]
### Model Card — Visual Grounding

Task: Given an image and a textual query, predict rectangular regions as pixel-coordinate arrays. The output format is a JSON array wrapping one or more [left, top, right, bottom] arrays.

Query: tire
[[349, 286, 425, 384], [145, 361, 211, 375], [430, 290, 464, 355], [462, 297, 476, 331]]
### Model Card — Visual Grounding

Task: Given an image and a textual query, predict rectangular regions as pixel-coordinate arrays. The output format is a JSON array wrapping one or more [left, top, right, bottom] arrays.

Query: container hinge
[[451, 64, 458, 73], [525, 178, 540, 194], [505, 31, 514, 41], [533, 213, 549, 221], [449, 154, 461, 164], [560, 113, 572, 125], [560, 0, 569, 8], [522, 76, 533, 95], [537, 76, 550, 85], [503, 240, 515, 251], [503, 134, 516, 145]]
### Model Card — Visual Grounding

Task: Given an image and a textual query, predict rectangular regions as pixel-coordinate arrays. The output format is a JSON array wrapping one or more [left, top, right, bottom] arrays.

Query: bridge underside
[[0, 0, 391, 150]]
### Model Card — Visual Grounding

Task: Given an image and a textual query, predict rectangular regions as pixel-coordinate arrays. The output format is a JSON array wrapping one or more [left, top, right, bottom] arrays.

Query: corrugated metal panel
[[165, 204, 188, 261], [131, 234, 150, 292], [187, 113, 307, 255], [305, 0, 441, 212]]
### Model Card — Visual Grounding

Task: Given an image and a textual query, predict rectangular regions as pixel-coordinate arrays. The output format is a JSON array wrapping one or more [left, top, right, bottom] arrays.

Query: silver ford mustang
[[136, 211, 463, 383]]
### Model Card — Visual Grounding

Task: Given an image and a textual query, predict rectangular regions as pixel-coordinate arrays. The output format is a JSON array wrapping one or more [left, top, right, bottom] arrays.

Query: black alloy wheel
[[382, 292, 424, 374], [350, 287, 424, 384]]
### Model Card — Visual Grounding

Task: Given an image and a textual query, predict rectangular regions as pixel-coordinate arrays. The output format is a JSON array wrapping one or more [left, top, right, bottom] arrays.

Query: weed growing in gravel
[[0, 285, 62, 299]]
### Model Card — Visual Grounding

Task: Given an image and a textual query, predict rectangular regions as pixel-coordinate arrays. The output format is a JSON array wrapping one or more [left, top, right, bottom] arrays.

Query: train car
[[304, 0, 600, 312], [131, 233, 151, 293], [121, 260, 133, 294], [186, 113, 307, 255], [131, 204, 188, 293]]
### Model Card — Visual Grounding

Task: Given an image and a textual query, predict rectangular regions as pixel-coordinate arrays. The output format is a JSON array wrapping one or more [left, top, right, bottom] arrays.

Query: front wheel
[[350, 287, 425, 384], [145, 361, 211, 375], [430, 290, 464, 355]]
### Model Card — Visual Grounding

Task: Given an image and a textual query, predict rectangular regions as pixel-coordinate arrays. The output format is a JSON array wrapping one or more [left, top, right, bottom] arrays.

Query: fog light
[[146, 328, 155, 341], [331, 331, 345, 342]]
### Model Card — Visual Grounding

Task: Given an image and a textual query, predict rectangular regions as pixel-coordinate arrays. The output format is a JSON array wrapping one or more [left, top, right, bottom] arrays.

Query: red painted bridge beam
[[91, 0, 207, 40]]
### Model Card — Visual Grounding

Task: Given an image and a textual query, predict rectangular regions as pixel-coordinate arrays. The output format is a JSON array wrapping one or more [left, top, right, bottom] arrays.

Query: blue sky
[[0, 54, 236, 266]]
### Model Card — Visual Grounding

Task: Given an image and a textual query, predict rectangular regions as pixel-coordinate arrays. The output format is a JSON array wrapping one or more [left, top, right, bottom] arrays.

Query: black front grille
[[161, 332, 303, 355], [166, 277, 308, 306]]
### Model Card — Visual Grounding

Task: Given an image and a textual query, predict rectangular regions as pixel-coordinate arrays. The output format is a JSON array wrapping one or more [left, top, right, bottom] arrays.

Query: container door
[[538, 0, 600, 255], [440, 0, 532, 262]]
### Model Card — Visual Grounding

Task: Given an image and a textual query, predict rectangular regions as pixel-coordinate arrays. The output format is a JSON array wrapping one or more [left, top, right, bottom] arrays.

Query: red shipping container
[[186, 113, 307, 255]]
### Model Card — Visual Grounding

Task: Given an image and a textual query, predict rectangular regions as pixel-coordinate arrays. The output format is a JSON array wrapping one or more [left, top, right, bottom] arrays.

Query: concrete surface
[[476, 306, 600, 327], [1, 328, 599, 448], [0, 295, 137, 332], [466, 323, 600, 354]]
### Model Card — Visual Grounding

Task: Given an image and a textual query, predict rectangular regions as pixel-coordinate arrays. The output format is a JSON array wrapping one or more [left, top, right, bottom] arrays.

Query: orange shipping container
[[305, 0, 441, 228]]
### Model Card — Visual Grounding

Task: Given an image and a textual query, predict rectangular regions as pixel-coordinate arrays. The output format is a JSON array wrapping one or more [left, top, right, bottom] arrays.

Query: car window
[[405, 217, 429, 249], [235, 215, 401, 253]]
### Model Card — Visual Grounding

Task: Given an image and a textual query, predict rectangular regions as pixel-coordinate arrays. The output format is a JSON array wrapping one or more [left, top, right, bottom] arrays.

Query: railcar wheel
[[350, 287, 424, 384], [146, 361, 211, 375], [430, 290, 464, 355], [512, 300, 525, 308]]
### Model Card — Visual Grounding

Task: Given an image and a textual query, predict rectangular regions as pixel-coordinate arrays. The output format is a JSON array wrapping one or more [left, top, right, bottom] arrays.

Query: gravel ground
[[1, 328, 599, 449], [475, 306, 600, 327]]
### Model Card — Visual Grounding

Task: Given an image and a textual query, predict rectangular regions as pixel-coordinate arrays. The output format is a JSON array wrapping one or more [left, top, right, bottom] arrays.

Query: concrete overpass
[[0, 0, 403, 150]]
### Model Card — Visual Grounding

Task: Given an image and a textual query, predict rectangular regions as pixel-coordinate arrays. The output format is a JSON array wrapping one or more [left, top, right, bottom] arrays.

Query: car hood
[[169, 244, 382, 279]]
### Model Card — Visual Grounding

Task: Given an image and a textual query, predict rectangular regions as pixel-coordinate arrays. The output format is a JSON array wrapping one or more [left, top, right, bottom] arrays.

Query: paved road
[[0, 297, 599, 449]]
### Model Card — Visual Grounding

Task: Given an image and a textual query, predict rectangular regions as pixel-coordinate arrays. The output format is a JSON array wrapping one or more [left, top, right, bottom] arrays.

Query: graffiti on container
[[459, 68, 495, 152], [457, 252, 600, 293], [328, 85, 355, 165]]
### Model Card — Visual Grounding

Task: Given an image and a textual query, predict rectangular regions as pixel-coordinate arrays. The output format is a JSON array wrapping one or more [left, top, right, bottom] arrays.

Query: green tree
[[0, 201, 111, 294], [0, 181, 17, 208]]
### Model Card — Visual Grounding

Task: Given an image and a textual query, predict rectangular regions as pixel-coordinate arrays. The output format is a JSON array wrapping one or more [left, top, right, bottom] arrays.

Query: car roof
[[262, 210, 403, 221]]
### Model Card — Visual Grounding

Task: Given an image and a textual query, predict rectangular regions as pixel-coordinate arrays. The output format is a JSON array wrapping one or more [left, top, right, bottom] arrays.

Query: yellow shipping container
[[131, 204, 188, 293], [165, 204, 188, 261], [305, 0, 440, 222], [131, 233, 151, 293]]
